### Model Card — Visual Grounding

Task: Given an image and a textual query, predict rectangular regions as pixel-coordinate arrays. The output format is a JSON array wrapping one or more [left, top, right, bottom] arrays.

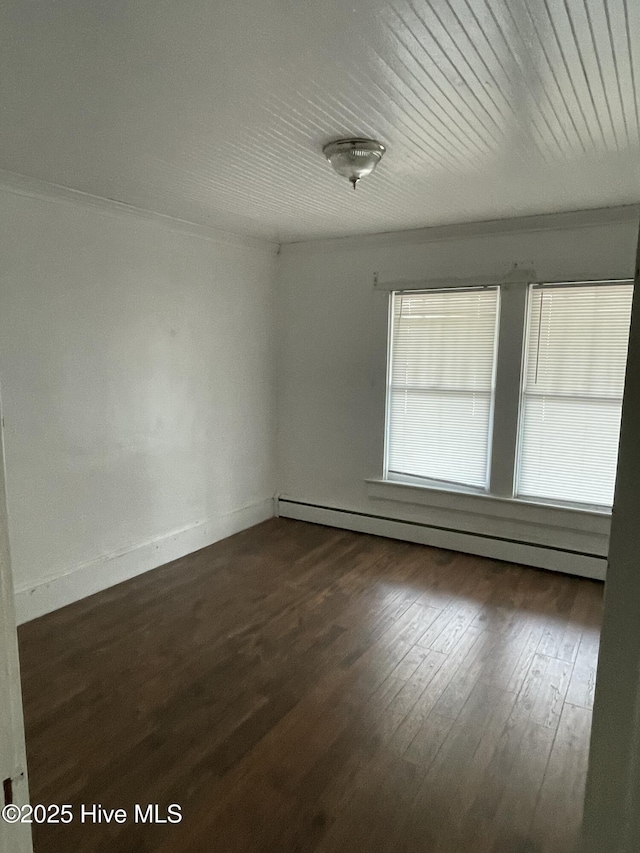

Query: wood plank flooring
[[17, 518, 603, 853]]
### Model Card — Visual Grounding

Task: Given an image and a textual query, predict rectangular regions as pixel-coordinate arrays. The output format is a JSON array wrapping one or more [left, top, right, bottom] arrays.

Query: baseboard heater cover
[[277, 498, 606, 581]]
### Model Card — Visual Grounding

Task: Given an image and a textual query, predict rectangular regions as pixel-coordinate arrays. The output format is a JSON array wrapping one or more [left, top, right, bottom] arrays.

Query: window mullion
[[488, 283, 528, 497]]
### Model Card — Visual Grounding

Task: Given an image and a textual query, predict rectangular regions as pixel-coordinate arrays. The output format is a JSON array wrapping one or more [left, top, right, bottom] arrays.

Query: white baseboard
[[15, 499, 274, 624], [278, 499, 607, 581]]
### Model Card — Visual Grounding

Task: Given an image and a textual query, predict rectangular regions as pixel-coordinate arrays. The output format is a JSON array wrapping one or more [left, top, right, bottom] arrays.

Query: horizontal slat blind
[[516, 282, 633, 507], [387, 288, 499, 489]]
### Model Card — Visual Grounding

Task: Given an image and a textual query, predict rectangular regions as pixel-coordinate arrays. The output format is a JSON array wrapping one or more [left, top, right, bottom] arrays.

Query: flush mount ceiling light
[[323, 138, 386, 190]]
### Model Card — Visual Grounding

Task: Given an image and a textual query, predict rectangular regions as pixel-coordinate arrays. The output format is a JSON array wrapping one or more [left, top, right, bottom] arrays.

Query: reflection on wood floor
[[18, 518, 602, 853]]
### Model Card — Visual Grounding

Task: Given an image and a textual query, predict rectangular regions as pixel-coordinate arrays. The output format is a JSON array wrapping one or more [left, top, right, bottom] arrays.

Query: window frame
[[514, 279, 634, 511], [383, 286, 501, 494], [381, 276, 633, 513]]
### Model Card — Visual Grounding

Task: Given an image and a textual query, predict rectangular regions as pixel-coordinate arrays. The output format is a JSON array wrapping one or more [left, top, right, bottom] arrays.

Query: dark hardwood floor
[[18, 518, 602, 853]]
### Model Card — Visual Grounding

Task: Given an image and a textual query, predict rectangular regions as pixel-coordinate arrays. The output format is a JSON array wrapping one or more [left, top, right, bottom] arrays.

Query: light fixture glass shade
[[323, 138, 386, 189]]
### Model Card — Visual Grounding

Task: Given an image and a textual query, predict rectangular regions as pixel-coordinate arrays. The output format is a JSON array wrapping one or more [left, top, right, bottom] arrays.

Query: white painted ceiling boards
[[1, 0, 639, 242]]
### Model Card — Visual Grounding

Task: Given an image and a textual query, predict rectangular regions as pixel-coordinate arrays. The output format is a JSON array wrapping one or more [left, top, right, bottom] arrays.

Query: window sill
[[365, 477, 610, 536]]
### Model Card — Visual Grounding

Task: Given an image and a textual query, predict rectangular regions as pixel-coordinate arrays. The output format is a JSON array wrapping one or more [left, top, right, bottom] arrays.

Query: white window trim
[[377, 274, 632, 516], [366, 477, 610, 529], [513, 279, 632, 508], [384, 286, 500, 491]]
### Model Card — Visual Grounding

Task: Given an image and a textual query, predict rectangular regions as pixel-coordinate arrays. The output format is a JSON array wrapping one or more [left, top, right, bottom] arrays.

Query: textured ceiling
[[1, 0, 639, 243]]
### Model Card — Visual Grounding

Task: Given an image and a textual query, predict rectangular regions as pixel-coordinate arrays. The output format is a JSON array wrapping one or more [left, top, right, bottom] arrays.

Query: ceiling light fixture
[[323, 138, 386, 190]]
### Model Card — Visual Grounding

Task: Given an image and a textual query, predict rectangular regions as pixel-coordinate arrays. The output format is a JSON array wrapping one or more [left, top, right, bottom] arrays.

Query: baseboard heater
[[277, 498, 607, 582]]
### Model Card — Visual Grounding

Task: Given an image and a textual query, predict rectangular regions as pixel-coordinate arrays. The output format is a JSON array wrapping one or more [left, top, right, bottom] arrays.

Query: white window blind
[[387, 287, 499, 490], [517, 281, 633, 507]]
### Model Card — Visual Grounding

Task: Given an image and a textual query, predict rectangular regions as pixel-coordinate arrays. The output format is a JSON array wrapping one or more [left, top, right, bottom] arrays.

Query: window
[[517, 282, 633, 507], [385, 279, 632, 509], [386, 287, 499, 490]]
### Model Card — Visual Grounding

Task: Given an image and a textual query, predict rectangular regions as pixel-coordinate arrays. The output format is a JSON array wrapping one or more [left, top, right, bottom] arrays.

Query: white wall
[[0, 179, 278, 623], [276, 208, 640, 577]]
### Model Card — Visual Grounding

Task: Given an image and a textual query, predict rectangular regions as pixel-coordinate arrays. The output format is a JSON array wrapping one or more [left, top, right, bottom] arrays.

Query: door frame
[[0, 384, 32, 852], [581, 221, 640, 851]]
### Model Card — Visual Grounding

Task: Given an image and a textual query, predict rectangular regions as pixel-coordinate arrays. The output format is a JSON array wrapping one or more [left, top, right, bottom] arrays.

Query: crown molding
[[280, 204, 640, 256], [0, 169, 279, 254], [2, 168, 636, 257]]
